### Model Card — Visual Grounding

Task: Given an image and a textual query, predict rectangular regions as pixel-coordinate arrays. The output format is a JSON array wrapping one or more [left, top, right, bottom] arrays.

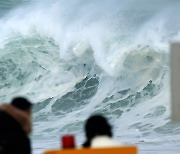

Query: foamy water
[[0, 0, 180, 153]]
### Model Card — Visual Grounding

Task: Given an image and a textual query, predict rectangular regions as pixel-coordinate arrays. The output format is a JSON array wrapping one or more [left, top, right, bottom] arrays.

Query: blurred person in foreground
[[83, 114, 122, 148], [0, 97, 32, 154]]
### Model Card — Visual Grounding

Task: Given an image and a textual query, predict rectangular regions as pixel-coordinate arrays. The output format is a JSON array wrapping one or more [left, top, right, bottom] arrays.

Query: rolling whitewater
[[0, 0, 180, 153]]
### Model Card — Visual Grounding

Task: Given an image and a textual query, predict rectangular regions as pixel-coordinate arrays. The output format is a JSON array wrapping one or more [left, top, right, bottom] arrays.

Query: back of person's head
[[83, 114, 112, 147], [11, 97, 32, 111]]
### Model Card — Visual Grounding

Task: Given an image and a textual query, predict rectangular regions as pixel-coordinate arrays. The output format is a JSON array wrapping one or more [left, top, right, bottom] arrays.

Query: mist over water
[[0, 0, 180, 153]]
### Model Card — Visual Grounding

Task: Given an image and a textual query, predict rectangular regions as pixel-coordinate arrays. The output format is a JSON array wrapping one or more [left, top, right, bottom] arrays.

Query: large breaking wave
[[0, 0, 180, 153]]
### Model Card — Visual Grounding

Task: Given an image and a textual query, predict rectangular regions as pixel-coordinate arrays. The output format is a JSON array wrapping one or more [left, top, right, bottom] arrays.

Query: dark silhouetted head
[[11, 97, 32, 113], [83, 114, 112, 147]]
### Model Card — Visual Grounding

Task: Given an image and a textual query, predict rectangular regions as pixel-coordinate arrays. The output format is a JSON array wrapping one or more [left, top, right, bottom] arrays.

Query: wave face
[[0, 0, 180, 153]]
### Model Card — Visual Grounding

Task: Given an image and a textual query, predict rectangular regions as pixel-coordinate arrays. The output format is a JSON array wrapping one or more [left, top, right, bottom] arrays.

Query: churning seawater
[[1, 0, 180, 153]]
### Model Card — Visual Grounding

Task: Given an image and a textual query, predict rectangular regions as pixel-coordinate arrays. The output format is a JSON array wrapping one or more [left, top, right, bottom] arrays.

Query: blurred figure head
[[11, 97, 32, 115], [83, 114, 112, 147]]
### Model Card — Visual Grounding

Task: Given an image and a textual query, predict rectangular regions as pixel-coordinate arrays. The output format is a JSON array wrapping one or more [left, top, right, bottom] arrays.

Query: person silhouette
[[83, 114, 121, 148], [0, 97, 32, 154]]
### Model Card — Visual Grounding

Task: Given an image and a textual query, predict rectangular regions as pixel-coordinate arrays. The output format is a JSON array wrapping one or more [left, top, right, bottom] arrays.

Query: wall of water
[[0, 0, 180, 153]]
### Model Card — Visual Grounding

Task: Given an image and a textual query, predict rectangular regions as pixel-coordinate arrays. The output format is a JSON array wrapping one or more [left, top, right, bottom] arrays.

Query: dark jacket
[[0, 111, 31, 154]]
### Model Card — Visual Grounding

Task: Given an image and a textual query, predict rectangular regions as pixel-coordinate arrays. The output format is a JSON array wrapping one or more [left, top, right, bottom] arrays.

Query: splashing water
[[0, 0, 180, 153]]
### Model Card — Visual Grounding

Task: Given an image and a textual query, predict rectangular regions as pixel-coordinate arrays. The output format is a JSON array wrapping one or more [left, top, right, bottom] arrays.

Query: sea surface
[[0, 0, 180, 153]]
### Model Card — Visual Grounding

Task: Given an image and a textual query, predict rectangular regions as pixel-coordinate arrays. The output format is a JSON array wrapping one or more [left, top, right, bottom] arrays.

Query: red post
[[61, 135, 76, 149]]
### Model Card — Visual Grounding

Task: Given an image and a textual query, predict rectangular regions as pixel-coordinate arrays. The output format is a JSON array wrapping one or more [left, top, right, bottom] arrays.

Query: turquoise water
[[0, 0, 180, 153]]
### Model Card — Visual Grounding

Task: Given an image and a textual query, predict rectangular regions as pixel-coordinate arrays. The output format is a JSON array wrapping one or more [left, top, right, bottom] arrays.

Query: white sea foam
[[0, 0, 180, 153]]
